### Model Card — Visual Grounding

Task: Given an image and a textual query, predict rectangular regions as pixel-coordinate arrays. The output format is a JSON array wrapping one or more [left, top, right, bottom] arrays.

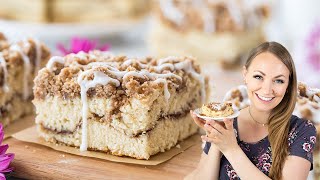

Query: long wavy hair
[[245, 42, 297, 180]]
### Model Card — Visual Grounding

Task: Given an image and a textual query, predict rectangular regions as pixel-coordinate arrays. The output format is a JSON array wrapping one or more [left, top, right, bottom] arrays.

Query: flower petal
[[0, 172, 5, 180], [0, 145, 8, 155], [0, 153, 14, 172], [57, 44, 70, 56], [0, 166, 13, 173], [99, 44, 110, 51]]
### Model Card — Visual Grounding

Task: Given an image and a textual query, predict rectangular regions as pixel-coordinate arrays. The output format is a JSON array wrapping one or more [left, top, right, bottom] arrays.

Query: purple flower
[[302, 142, 312, 152], [57, 37, 110, 55], [0, 124, 14, 179], [310, 136, 316, 144], [306, 23, 320, 71]]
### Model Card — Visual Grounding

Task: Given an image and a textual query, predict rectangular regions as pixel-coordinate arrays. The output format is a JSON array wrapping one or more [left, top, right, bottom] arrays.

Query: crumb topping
[[0, 38, 50, 98], [205, 101, 232, 111], [155, 0, 269, 33], [34, 52, 205, 102]]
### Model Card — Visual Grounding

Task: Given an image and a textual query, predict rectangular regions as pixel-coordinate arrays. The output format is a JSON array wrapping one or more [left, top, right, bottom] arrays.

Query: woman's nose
[[262, 81, 274, 95]]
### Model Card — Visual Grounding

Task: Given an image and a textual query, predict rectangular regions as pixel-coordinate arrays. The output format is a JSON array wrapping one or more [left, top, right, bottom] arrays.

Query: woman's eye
[[253, 75, 263, 80], [275, 79, 284, 84]]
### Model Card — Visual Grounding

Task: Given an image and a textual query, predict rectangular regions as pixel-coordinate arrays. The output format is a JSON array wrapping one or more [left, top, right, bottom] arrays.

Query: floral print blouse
[[203, 115, 317, 180]]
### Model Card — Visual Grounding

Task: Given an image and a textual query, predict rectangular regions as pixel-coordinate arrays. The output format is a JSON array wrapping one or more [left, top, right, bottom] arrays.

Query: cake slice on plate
[[201, 102, 234, 118]]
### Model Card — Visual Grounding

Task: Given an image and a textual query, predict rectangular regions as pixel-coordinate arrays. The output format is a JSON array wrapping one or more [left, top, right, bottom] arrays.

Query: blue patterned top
[[203, 115, 317, 180]]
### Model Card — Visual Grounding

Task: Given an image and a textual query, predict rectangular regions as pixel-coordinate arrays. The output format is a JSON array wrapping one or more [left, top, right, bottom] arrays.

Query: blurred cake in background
[[0, 0, 150, 23], [224, 82, 320, 178], [0, 33, 9, 51], [149, 0, 270, 69], [0, 33, 51, 126]]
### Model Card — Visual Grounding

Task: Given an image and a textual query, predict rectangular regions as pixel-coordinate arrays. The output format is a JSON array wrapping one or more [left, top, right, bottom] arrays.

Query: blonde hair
[[245, 42, 297, 180]]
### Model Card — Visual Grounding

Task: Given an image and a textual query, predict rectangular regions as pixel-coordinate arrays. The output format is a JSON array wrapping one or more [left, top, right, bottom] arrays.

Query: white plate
[[193, 108, 240, 121]]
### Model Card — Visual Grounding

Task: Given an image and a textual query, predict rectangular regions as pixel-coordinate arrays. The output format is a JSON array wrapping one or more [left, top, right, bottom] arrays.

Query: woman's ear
[[242, 66, 248, 84]]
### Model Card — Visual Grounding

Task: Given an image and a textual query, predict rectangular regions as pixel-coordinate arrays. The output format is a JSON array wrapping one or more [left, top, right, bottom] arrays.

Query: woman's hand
[[201, 119, 239, 155], [190, 110, 205, 129]]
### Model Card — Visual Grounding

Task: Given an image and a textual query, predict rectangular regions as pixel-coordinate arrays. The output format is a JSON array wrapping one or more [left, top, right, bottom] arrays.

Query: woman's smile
[[255, 93, 275, 102]]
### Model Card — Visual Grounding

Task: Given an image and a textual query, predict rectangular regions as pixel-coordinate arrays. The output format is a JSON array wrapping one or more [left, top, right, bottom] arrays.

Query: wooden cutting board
[[4, 137, 203, 180]]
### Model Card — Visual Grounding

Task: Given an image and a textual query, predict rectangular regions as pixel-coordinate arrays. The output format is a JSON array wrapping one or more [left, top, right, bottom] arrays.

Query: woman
[[186, 42, 317, 180]]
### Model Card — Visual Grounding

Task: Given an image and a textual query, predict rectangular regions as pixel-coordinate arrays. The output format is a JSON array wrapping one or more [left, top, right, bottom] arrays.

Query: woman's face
[[243, 52, 290, 113]]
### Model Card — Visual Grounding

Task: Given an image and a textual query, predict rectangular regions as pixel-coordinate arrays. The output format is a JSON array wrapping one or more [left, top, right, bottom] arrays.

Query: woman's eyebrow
[[274, 75, 286, 78], [254, 70, 286, 78], [254, 70, 265, 75]]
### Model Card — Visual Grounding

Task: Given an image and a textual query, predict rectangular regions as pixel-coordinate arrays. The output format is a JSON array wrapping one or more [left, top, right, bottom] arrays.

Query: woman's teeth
[[257, 94, 273, 101]]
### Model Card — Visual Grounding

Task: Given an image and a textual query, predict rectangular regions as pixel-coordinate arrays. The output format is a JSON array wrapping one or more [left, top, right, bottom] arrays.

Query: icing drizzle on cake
[[10, 44, 31, 100], [159, 0, 268, 32], [0, 52, 9, 92], [49, 52, 206, 151]]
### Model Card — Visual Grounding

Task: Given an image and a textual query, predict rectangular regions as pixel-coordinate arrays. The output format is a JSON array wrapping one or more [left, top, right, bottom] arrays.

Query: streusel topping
[[35, 51, 206, 102], [155, 0, 269, 33]]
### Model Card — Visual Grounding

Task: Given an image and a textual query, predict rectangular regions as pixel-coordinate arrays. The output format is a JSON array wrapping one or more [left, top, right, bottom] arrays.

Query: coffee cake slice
[[0, 36, 50, 126], [33, 52, 207, 159], [201, 102, 234, 118]]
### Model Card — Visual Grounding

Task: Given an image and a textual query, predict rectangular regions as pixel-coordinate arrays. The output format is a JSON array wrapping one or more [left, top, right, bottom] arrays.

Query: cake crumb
[[24, 145, 29, 149], [176, 144, 181, 149]]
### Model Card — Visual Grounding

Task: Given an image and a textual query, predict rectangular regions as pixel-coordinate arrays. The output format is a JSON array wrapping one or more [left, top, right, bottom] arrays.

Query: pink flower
[[0, 124, 14, 179], [310, 136, 316, 144], [227, 169, 238, 179], [306, 23, 320, 71], [263, 163, 271, 172], [57, 37, 110, 55], [302, 142, 312, 152], [261, 153, 270, 161]]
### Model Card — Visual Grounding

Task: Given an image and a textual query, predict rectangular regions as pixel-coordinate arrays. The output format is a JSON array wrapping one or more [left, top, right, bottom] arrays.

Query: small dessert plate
[[193, 108, 240, 121]]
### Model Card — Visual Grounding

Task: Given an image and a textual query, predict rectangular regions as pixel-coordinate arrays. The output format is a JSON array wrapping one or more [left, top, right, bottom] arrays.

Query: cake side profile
[[0, 35, 51, 126], [149, 0, 269, 68], [201, 102, 234, 118], [33, 52, 208, 159]]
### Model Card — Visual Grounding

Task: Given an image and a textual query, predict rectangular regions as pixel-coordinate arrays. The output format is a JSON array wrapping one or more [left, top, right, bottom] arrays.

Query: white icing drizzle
[[77, 70, 120, 151], [223, 85, 250, 110], [314, 95, 320, 104], [0, 53, 9, 92], [34, 39, 42, 75], [73, 55, 205, 151], [226, 0, 243, 28], [158, 56, 178, 65], [10, 44, 31, 100], [154, 63, 175, 72], [173, 60, 206, 103], [193, 0, 215, 33], [46, 56, 65, 70], [122, 59, 148, 69], [74, 51, 88, 60], [159, 0, 185, 26], [159, 0, 268, 32], [154, 78, 170, 100]]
